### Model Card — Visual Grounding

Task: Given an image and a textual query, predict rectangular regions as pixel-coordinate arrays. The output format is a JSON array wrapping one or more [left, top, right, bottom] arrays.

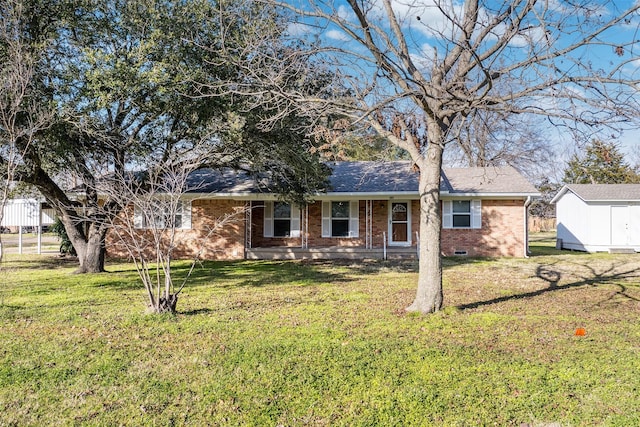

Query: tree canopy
[[1, 0, 330, 272], [564, 140, 640, 184]]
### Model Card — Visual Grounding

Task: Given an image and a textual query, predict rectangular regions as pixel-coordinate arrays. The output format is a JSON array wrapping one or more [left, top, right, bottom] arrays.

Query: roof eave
[[183, 190, 539, 200]]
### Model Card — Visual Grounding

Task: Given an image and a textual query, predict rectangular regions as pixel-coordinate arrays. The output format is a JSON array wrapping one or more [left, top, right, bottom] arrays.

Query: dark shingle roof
[[556, 184, 640, 202], [185, 161, 538, 196], [441, 165, 538, 194], [326, 161, 537, 195], [186, 168, 259, 194], [327, 161, 419, 193]]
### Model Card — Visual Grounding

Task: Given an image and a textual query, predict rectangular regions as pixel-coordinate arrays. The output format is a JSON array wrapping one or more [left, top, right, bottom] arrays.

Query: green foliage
[[0, 253, 639, 425], [563, 139, 640, 184], [2, 0, 332, 272], [529, 177, 562, 218], [49, 217, 75, 256]]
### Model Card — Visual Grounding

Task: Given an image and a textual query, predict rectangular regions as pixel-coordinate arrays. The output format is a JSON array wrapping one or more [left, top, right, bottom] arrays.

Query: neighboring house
[[107, 161, 539, 260], [552, 184, 640, 253]]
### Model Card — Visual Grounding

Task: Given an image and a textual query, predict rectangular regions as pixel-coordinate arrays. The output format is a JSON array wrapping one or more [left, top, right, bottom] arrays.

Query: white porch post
[[365, 200, 373, 249], [301, 205, 309, 249], [245, 201, 252, 250]]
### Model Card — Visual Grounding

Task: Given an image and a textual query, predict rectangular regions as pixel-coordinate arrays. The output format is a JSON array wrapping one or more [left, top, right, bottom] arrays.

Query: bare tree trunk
[[407, 134, 444, 313], [73, 225, 106, 274]]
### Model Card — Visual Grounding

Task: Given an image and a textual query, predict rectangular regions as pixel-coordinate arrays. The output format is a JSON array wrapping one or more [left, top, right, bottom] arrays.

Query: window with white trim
[[443, 200, 481, 229], [321, 200, 359, 238], [452, 200, 471, 228], [273, 201, 292, 237], [134, 200, 192, 230], [263, 201, 300, 238]]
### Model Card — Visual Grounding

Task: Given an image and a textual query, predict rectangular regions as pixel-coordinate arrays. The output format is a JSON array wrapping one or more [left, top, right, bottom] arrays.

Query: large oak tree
[[1, 0, 328, 273]]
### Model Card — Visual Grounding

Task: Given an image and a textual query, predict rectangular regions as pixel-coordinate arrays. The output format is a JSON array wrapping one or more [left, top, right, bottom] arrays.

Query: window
[[134, 200, 192, 229], [452, 200, 471, 228], [321, 200, 359, 238], [331, 201, 350, 237], [273, 202, 292, 237], [263, 201, 300, 238], [443, 200, 481, 229]]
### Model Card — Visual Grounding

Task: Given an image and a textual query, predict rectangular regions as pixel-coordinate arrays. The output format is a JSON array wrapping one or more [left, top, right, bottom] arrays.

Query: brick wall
[[106, 199, 246, 261], [108, 198, 527, 260], [251, 200, 422, 248], [441, 199, 525, 257]]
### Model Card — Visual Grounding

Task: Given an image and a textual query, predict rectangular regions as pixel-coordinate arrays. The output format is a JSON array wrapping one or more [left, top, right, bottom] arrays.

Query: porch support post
[[365, 200, 373, 249], [301, 204, 309, 249], [245, 201, 252, 251]]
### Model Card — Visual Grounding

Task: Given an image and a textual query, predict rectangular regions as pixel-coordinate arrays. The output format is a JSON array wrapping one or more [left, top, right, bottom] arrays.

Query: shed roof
[[552, 184, 640, 203], [186, 161, 538, 197]]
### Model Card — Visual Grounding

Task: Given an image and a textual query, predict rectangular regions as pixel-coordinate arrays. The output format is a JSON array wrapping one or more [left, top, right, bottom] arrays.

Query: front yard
[[0, 239, 638, 426]]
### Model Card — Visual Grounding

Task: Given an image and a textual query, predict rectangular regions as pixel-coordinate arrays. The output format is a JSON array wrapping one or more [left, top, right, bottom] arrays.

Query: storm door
[[389, 202, 411, 246]]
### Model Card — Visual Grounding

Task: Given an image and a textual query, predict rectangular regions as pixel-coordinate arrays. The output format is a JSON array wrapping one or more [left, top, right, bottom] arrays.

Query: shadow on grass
[[2, 254, 79, 270], [99, 259, 358, 291], [180, 308, 213, 316], [457, 259, 640, 311]]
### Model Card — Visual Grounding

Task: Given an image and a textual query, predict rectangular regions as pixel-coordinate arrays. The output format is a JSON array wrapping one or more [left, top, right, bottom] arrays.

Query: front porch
[[245, 245, 418, 260]]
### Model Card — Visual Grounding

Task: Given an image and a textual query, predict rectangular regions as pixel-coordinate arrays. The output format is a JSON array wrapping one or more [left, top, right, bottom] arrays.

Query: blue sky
[[285, 0, 640, 173]]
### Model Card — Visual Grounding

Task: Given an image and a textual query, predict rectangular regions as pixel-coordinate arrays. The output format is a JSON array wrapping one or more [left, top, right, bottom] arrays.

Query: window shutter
[[472, 199, 482, 229], [263, 201, 273, 237], [321, 201, 331, 237], [290, 204, 301, 237], [134, 205, 143, 229], [442, 201, 452, 229], [349, 200, 359, 238], [181, 201, 192, 229]]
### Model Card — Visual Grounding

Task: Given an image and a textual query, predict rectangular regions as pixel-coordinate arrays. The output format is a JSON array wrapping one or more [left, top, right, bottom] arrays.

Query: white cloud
[[325, 29, 352, 42], [286, 22, 311, 37]]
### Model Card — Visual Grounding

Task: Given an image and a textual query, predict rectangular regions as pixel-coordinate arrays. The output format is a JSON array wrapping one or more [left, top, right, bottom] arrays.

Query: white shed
[[552, 184, 640, 253], [1, 198, 57, 254]]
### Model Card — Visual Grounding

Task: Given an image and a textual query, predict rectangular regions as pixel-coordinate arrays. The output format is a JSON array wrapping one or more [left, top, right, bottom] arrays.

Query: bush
[[50, 218, 76, 256]]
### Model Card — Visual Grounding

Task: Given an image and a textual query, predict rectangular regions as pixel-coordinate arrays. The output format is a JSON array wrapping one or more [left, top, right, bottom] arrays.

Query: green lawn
[[1, 239, 639, 426]]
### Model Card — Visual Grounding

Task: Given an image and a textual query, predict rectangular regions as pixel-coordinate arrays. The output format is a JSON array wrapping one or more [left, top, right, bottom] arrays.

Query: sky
[[285, 0, 640, 176]]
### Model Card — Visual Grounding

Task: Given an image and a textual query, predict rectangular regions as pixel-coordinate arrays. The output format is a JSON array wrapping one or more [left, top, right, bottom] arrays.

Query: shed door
[[611, 206, 629, 246]]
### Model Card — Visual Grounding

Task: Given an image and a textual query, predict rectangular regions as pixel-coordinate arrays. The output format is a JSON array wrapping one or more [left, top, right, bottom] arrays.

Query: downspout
[[524, 196, 532, 258]]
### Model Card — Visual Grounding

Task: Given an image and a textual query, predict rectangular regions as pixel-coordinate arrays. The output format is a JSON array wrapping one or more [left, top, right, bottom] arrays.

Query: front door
[[389, 202, 411, 246]]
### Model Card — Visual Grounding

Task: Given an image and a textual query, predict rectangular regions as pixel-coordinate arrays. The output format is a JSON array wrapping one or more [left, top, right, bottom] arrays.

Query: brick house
[[108, 161, 539, 260]]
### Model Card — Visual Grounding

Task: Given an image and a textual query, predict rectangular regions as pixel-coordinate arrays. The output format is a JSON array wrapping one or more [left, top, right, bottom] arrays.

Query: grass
[[0, 236, 639, 426]]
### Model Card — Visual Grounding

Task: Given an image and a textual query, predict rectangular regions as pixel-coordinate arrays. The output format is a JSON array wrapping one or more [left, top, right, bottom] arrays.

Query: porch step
[[245, 247, 417, 260], [608, 247, 636, 254]]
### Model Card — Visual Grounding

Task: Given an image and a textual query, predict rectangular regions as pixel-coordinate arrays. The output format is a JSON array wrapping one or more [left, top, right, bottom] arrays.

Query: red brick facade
[[107, 199, 246, 261], [440, 199, 526, 257], [108, 198, 527, 260]]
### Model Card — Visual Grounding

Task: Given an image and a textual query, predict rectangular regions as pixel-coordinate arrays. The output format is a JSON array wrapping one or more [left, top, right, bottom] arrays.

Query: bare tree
[[240, 0, 640, 313], [444, 110, 553, 179], [0, 0, 51, 263], [102, 152, 245, 314]]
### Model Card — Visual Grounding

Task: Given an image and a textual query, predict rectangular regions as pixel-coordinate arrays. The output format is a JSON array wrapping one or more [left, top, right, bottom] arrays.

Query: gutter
[[524, 196, 532, 258]]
